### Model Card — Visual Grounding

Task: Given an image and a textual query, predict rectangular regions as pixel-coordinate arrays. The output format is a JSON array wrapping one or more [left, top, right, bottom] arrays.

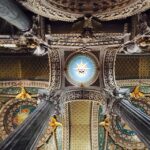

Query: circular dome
[[65, 52, 99, 86]]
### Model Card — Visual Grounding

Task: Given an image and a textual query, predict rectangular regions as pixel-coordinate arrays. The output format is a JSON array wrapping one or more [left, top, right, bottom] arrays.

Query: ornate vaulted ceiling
[[0, 0, 150, 149], [17, 0, 150, 21]]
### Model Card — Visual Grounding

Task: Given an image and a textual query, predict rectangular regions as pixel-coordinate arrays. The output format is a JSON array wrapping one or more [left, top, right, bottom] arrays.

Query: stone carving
[[119, 41, 142, 54], [48, 48, 61, 91], [61, 89, 104, 104], [38, 89, 62, 115], [103, 87, 130, 116], [96, 0, 150, 21], [48, 33, 124, 48], [103, 48, 118, 90], [17, 0, 150, 22], [91, 102, 99, 150], [0, 80, 49, 88], [73, 14, 102, 38], [137, 13, 150, 35]]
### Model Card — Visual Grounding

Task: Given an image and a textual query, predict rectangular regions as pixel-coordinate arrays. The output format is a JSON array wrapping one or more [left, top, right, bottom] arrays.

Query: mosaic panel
[[139, 57, 150, 78], [109, 98, 150, 149], [70, 101, 91, 150], [0, 56, 49, 81], [115, 55, 139, 80], [116, 55, 150, 80]]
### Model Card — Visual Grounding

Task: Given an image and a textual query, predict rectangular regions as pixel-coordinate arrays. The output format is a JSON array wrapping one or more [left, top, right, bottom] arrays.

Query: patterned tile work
[[70, 101, 91, 150], [115, 55, 139, 80], [139, 57, 150, 78], [0, 56, 49, 80]]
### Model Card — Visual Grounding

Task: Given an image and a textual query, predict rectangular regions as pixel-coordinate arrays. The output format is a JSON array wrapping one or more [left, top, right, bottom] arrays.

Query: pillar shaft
[[113, 99, 150, 148], [0, 100, 55, 150], [0, 0, 30, 31]]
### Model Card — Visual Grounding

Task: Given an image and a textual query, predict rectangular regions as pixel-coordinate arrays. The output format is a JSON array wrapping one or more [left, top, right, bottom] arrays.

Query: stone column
[[113, 99, 150, 148], [0, 0, 30, 31], [0, 100, 55, 150]]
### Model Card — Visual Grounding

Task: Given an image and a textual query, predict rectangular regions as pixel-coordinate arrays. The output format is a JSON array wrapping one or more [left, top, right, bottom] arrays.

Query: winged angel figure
[[72, 14, 102, 38]]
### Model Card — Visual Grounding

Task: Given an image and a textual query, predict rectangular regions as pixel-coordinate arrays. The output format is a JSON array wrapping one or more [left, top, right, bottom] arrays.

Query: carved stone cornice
[[0, 33, 123, 51], [62, 103, 70, 150], [48, 33, 124, 48]]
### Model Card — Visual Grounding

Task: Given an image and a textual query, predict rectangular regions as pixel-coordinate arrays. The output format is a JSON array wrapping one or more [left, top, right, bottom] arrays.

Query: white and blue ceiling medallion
[[66, 52, 99, 87]]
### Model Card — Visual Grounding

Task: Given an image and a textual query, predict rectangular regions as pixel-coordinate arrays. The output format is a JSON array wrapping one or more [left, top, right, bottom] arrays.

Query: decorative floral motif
[[109, 98, 150, 149]]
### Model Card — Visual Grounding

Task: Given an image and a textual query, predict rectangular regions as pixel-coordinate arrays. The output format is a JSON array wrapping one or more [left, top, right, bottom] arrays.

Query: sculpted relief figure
[[137, 13, 150, 35]]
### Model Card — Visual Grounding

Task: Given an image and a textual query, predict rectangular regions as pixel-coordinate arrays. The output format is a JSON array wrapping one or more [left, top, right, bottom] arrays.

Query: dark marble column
[[0, 0, 30, 31], [0, 100, 55, 150], [113, 99, 150, 148]]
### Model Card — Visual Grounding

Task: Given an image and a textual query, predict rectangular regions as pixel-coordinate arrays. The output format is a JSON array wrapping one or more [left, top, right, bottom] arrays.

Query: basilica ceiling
[[0, 0, 150, 150], [17, 0, 150, 21]]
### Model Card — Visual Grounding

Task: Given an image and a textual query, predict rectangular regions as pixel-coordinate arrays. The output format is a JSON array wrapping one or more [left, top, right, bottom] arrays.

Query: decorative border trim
[[91, 102, 99, 150], [62, 103, 70, 150], [0, 98, 37, 139], [0, 80, 49, 88], [48, 48, 61, 91], [20, 0, 80, 22], [103, 47, 119, 90], [18, 0, 150, 21], [61, 90, 104, 104], [49, 33, 124, 48], [96, 0, 150, 21], [116, 79, 150, 87], [109, 97, 150, 149]]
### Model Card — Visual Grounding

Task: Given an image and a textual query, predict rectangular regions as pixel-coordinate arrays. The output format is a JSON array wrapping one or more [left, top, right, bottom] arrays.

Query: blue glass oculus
[[66, 53, 98, 86]]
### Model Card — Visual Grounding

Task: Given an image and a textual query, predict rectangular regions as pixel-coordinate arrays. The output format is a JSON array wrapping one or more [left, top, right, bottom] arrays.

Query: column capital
[[38, 89, 63, 115], [103, 87, 130, 115]]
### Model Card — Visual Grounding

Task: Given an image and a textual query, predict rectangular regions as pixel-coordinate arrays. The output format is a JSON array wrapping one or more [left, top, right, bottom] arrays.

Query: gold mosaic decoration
[[139, 57, 150, 78], [70, 101, 91, 150], [115, 55, 139, 80], [0, 56, 49, 81]]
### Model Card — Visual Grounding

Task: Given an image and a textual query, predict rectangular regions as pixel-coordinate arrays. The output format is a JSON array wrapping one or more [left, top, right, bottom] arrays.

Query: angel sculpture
[[33, 43, 48, 56], [72, 14, 102, 38], [137, 13, 150, 35], [119, 41, 142, 54]]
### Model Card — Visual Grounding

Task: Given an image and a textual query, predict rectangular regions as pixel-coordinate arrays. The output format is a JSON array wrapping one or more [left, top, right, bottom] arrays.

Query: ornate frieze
[[0, 80, 49, 89], [17, 0, 80, 22], [62, 103, 70, 150], [96, 0, 150, 21], [103, 47, 119, 90], [91, 102, 99, 150], [48, 48, 61, 91], [61, 89, 104, 104], [17, 0, 150, 21], [48, 33, 124, 48]]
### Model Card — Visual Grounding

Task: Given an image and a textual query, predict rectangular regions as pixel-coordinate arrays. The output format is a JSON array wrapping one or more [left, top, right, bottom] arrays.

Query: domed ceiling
[[18, 0, 150, 21]]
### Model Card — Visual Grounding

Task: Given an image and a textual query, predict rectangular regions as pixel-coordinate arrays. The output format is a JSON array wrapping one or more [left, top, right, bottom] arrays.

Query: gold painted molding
[[0, 80, 49, 88]]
